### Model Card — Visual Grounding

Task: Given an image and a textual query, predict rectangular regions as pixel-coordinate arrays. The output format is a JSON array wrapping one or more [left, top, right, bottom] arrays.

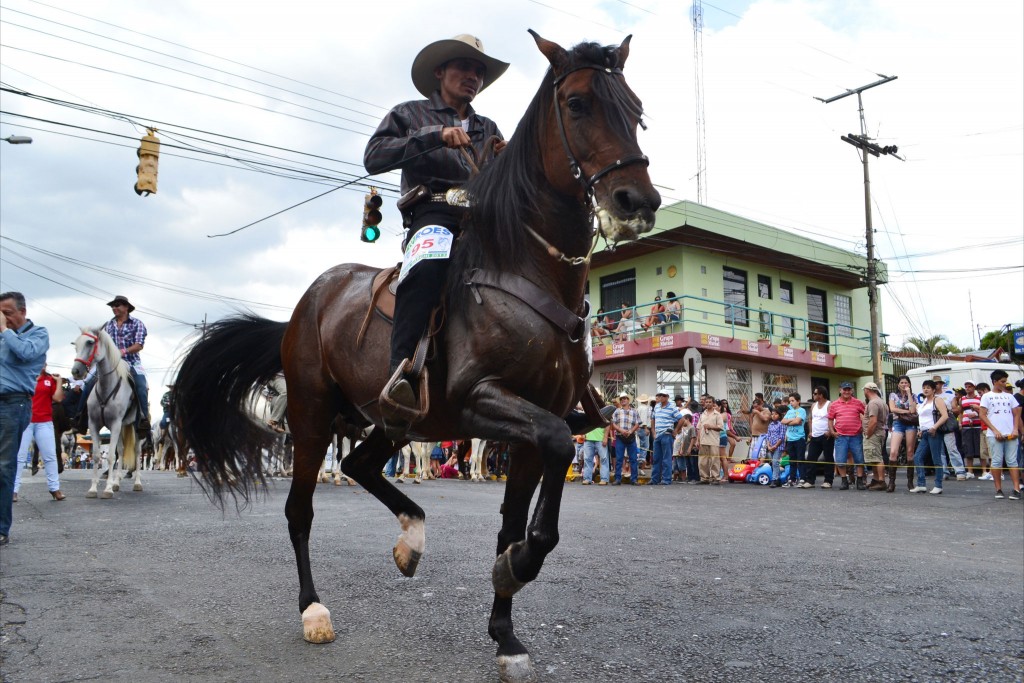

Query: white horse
[[319, 420, 357, 486], [410, 441, 435, 483], [469, 439, 488, 482], [71, 327, 143, 498]]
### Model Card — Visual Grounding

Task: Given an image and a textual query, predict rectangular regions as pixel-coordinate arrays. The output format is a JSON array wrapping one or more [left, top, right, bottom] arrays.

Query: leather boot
[[886, 466, 896, 493]]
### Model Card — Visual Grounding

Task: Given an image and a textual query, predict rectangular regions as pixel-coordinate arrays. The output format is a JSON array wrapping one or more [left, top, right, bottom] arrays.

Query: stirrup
[[379, 361, 430, 441]]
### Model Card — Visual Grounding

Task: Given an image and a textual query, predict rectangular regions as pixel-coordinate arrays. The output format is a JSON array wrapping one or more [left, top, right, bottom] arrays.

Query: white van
[[905, 362, 1024, 391]]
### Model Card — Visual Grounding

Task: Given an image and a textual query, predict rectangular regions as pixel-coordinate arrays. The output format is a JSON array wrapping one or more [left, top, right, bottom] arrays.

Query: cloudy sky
[[1, 0, 1022, 408]]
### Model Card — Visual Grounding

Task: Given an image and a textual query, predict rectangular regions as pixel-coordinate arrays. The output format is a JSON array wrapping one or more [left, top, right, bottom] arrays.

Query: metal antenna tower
[[690, 1, 707, 204]]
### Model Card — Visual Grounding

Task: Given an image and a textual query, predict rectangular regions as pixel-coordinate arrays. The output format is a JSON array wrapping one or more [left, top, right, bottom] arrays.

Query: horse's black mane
[[448, 40, 642, 293]]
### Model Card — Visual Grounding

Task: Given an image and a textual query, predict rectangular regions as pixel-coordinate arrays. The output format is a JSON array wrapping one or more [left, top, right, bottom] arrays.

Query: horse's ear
[[528, 29, 569, 72], [614, 34, 632, 68]]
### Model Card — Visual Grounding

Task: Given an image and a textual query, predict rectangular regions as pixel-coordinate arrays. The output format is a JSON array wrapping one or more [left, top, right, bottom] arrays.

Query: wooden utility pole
[[816, 76, 900, 387]]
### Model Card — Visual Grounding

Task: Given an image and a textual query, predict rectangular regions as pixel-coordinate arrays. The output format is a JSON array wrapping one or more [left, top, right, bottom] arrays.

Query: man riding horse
[[364, 34, 510, 439], [366, 34, 609, 440]]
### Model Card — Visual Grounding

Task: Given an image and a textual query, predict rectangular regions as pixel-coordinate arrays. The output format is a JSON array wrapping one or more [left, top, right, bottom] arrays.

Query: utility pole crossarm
[[814, 75, 898, 104]]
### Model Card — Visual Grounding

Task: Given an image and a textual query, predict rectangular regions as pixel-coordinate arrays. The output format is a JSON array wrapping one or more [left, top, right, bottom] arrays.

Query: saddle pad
[[371, 265, 400, 321]]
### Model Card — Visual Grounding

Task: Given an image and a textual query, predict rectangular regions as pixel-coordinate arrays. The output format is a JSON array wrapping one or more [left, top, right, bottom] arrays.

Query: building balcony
[[591, 294, 883, 375]]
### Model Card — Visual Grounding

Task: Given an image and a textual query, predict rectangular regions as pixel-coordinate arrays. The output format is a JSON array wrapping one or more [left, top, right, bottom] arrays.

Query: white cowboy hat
[[637, 393, 651, 403], [411, 34, 510, 99], [616, 392, 632, 402]]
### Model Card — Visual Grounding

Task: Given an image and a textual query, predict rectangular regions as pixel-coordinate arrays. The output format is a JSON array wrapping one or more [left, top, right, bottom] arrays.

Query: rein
[[74, 332, 99, 369]]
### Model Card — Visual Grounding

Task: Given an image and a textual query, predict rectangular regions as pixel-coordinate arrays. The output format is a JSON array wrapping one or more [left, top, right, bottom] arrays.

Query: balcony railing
[[591, 294, 883, 360]]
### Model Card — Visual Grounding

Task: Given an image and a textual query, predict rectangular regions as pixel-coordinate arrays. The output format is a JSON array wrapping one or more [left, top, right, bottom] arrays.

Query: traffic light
[[134, 128, 160, 196], [361, 189, 382, 243]]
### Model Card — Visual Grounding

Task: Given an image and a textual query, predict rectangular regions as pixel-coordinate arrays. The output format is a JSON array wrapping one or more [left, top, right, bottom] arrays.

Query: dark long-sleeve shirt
[[363, 91, 503, 195]]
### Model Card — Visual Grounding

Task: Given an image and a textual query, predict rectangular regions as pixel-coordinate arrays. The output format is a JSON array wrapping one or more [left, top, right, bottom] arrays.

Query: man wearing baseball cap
[[861, 382, 889, 490], [364, 34, 508, 439], [828, 381, 866, 490], [931, 375, 969, 480], [649, 390, 684, 485], [958, 380, 983, 477]]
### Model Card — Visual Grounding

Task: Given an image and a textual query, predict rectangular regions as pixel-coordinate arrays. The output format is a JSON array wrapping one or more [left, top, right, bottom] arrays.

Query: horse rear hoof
[[133, 483, 143, 492], [86, 490, 98, 499], [301, 602, 335, 644], [100, 491, 113, 499], [497, 654, 537, 683]]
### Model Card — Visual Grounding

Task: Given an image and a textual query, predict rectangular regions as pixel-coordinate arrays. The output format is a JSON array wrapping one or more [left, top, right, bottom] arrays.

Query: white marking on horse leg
[[393, 513, 425, 577], [497, 654, 537, 683], [301, 602, 335, 644]]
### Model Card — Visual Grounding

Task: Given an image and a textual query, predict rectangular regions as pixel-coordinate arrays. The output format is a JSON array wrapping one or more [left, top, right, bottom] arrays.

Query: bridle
[[524, 64, 649, 267], [550, 64, 649, 201], [74, 332, 100, 370]]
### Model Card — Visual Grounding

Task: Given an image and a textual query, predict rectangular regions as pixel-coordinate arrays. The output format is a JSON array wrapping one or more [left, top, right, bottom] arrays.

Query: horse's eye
[[566, 97, 586, 114]]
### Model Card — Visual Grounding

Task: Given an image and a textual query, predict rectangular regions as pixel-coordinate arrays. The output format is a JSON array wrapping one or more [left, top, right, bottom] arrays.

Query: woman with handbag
[[888, 375, 919, 492], [911, 379, 950, 494]]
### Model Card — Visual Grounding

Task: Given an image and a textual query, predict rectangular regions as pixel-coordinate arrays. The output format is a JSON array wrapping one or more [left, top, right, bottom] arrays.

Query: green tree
[[979, 325, 1024, 356], [901, 334, 958, 355]]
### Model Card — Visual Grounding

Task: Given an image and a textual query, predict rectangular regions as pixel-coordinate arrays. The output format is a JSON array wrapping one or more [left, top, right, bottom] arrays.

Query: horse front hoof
[[301, 602, 335, 644], [133, 483, 143, 492], [85, 490, 97, 499], [112, 483, 120, 492], [497, 654, 537, 683], [100, 490, 114, 499], [393, 539, 422, 577]]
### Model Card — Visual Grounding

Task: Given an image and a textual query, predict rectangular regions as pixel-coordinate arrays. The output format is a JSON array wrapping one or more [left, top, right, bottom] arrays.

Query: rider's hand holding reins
[[441, 126, 473, 148]]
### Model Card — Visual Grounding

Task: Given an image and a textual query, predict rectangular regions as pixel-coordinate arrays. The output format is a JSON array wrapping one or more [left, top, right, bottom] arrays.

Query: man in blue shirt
[[0, 291, 50, 545], [649, 390, 684, 485]]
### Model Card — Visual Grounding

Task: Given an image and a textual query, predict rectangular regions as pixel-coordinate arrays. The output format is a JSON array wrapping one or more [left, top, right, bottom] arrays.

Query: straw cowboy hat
[[106, 295, 135, 313], [616, 392, 632, 403], [411, 34, 510, 99], [637, 393, 651, 403]]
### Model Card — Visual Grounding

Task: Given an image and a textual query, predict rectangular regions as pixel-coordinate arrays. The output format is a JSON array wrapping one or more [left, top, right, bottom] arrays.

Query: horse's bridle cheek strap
[[551, 66, 649, 196], [75, 332, 99, 368]]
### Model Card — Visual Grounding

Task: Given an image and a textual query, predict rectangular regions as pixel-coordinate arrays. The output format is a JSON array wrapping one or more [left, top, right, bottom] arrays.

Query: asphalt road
[[2, 468, 1022, 683]]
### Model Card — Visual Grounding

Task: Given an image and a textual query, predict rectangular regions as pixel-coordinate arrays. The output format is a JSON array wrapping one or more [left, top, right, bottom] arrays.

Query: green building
[[589, 200, 888, 449]]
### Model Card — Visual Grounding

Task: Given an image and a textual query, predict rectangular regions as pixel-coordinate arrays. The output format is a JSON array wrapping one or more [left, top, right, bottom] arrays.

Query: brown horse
[[173, 32, 659, 682]]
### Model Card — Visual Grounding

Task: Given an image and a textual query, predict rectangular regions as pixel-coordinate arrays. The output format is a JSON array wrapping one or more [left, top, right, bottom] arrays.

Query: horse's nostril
[[613, 187, 639, 215]]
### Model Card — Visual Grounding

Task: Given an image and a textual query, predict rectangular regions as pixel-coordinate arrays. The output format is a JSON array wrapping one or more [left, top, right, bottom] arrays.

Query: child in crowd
[[440, 452, 461, 479], [766, 407, 786, 488], [673, 415, 695, 481]]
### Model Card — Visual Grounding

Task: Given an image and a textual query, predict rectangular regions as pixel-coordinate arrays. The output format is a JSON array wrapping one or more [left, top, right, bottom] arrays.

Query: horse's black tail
[[173, 314, 287, 507]]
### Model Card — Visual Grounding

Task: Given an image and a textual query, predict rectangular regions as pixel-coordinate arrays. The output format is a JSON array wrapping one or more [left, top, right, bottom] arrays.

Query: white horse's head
[[71, 326, 118, 380]]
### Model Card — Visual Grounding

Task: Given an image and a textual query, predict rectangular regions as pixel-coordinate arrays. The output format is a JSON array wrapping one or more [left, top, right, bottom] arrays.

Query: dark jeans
[[391, 204, 462, 373], [1, 395, 33, 537], [786, 438, 806, 483], [685, 454, 700, 481], [80, 367, 150, 425], [614, 436, 639, 483], [805, 434, 835, 484]]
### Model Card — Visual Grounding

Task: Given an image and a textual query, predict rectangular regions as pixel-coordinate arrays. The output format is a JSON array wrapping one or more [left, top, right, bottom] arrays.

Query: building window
[[725, 367, 752, 437], [700, 265, 707, 274], [780, 280, 793, 304], [601, 368, 636, 404], [763, 372, 798, 406], [757, 274, 772, 300], [806, 287, 829, 353], [835, 294, 852, 337], [758, 311, 773, 338], [657, 366, 707, 403], [776, 316, 795, 340], [600, 269, 636, 321], [723, 267, 748, 327]]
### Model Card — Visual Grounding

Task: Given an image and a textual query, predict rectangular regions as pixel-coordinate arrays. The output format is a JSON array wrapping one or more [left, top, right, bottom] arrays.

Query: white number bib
[[398, 225, 454, 285]]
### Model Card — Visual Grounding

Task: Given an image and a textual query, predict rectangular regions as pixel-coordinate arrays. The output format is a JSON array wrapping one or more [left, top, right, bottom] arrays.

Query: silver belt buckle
[[444, 188, 471, 207]]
